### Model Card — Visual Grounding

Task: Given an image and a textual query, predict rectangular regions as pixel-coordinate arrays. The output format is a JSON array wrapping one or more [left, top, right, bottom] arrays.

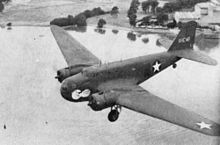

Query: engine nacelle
[[88, 92, 117, 111], [55, 64, 91, 82]]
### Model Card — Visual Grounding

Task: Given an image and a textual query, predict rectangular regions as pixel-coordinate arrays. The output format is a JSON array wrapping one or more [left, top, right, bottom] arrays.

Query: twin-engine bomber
[[51, 21, 220, 136]]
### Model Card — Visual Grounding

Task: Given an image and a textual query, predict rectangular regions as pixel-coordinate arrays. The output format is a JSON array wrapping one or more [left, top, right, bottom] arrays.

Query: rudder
[[168, 21, 197, 52]]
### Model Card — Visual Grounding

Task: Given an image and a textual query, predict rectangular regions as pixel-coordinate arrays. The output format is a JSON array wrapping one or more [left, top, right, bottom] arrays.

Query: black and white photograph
[[0, 0, 220, 144]]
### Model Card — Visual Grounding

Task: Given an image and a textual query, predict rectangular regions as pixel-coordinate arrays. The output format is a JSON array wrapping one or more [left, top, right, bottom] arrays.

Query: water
[[0, 25, 219, 145]]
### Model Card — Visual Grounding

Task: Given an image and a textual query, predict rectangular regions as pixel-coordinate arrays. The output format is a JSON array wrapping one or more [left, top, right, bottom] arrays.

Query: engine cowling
[[60, 73, 89, 102], [88, 92, 118, 111], [55, 64, 91, 82]]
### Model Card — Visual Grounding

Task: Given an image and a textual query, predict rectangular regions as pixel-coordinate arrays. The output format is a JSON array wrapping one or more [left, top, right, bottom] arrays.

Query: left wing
[[51, 25, 100, 66], [100, 83, 220, 136]]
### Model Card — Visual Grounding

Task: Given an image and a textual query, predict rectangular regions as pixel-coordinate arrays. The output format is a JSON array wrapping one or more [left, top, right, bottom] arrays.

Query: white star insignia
[[196, 121, 212, 129], [153, 61, 161, 72]]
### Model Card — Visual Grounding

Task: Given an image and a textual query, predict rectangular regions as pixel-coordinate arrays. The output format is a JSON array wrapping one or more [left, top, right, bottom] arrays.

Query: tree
[[142, 1, 150, 13], [128, 14, 137, 27], [142, 0, 158, 14], [130, 0, 140, 10], [110, 6, 119, 16], [0, 0, 11, 2], [67, 15, 76, 25], [127, 32, 136, 41], [127, 7, 137, 17], [150, 0, 159, 14], [156, 13, 168, 25], [83, 10, 93, 18], [156, 7, 163, 13], [92, 7, 106, 16], [50, 18, 71, 26], [97, 18, 106, 28], [142, 38, 149, 43], [162, 2, 180, 13], [112, 29, 119, 34], [75, 14, 87, 27], [0, 2, 4, 12], [50, 7, 109, 27], [127, 0, 139, 27], [159, 0, 209, 14], [127, 0, 139, 17], [0, 0, 11, 12]]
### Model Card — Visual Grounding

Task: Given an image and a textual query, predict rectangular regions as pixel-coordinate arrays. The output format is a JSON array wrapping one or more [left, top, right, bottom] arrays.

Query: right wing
[[51, 25, 100, 66], [100, 83, 220, 136]]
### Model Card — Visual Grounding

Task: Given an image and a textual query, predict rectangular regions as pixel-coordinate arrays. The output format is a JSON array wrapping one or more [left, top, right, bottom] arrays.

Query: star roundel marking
[[196, 121, 212, 130], [152, 61, 161, 72]]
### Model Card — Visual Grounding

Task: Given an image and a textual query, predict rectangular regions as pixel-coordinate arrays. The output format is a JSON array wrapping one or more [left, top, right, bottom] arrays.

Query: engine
[[55, 64, 91, 82], [88, 92, 117, 111], [60, 73, 90, 102]]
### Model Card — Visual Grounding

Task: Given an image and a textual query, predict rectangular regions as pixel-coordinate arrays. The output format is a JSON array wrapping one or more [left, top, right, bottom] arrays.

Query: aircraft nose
[[60, 80, 77, 102]]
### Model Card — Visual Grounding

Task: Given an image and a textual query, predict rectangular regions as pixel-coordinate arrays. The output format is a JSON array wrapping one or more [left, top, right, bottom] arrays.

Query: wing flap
[[115, 86, 220, 136], [51, 25, 100, 66]]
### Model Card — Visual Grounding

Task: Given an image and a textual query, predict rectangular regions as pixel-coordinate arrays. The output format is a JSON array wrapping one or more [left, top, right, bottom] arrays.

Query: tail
[[168, 21, 217, 65]]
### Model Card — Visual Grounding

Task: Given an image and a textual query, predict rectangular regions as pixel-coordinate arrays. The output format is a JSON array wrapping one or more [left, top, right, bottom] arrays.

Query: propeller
[[51, 63, 61, 81], [72, 89, 91, 100]]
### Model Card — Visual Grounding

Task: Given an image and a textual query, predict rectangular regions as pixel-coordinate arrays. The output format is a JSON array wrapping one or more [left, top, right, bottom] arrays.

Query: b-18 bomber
[[51, 21, 220, 136]]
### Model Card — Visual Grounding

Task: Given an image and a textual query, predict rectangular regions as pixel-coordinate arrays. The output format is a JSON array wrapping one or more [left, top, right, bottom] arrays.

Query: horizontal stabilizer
[[170, 50, 217, 65]]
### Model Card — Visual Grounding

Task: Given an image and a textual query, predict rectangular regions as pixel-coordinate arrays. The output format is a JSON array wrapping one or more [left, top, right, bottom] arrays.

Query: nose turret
[[60, 80, 77, 101], [59, 72, 89, 102]]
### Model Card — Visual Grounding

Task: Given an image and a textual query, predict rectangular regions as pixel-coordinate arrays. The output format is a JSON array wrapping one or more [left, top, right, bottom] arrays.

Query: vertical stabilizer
[[168, 21, 197, 52], [167, 21, 217, 65]]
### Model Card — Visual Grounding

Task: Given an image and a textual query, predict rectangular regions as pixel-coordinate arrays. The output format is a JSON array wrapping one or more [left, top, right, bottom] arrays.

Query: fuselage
[[61, 52, 180, 101]]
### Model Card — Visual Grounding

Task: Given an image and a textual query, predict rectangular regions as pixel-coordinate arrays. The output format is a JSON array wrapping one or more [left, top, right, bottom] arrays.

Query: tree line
[[50, 7, 107, 27], [50, 6, 119, 27], [128, 0, 210, 27], [0, 0, 11, 12], [127, 0, 140, 27], [142, 0, 210, 14]]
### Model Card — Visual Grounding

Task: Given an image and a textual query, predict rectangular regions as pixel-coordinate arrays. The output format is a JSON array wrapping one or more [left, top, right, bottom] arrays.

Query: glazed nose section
[[60, 80, 77, 102]]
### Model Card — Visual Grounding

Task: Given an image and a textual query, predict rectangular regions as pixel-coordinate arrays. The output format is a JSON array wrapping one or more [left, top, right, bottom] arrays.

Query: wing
[[100, 83, 220, 136], [51, 25, 100, 66]]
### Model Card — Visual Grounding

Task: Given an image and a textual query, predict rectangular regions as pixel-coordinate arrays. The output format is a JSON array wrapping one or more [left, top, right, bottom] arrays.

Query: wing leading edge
[[111, 85, 220, 136], [51, 25, 100, 66]]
